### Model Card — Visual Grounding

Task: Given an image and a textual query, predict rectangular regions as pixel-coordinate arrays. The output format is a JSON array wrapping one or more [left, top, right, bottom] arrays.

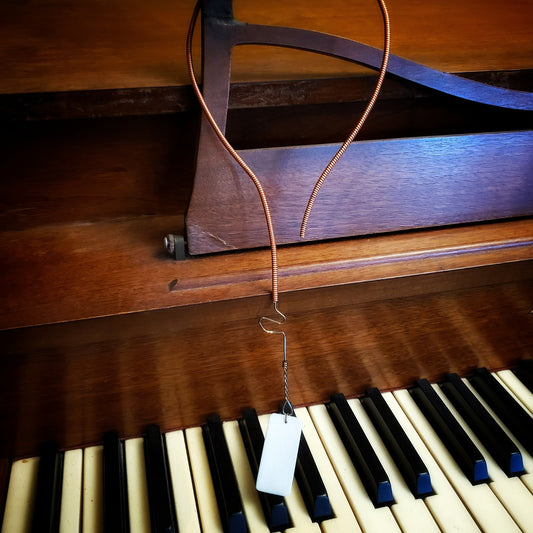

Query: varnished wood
[[1, 0, 532, 94], [1, 88, 529, 234], [187, 131, 533, 253], [1, 0, 533, 474], [185, 0, 533, 253], [0, 114, 197, 232], [1, 267, 532, 460], [1, 219, 532, 330], [1, 70, 531, 122]]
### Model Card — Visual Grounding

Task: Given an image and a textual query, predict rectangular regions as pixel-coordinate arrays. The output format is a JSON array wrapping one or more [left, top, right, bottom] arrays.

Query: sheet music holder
[[184, 0, 533, 256]]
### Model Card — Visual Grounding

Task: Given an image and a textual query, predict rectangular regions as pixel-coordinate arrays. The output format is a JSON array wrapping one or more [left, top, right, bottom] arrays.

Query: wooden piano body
[[1, 0, 532, 518]]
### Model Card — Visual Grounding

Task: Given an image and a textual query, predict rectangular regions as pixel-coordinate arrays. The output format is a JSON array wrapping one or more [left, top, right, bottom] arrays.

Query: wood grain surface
[[0, 0, 531, 94], [1, 264, 532, 459], [187, 131, 533, 253], [1, 218, 532, 330], [1, 0, 532, 465]]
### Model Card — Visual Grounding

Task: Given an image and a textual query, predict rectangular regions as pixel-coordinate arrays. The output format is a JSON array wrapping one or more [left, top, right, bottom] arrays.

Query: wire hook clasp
[[259, 302, 294, 421], [259, 302, 287, 360]]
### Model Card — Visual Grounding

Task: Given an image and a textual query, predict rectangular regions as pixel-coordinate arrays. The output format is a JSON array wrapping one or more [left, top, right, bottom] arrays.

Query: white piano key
[[222, 420, 271, 533], [165, 430, 202, 533], [462, 378, 533, 494], [393, 388, 520, 533], [435, 382, 533, 532], [124, 437, 151, 533], [82, 445, 104, 533], [308, 403, 399, 533], [347, 398, 440, 533], [295, 407, 362, 533], [383, 391, 481, 533], [496, 369, 533, 414], [185, 426, 224, 533], [1, 456, 39, 533], [258, 413, 321, 533], [280, 480, 321, 533], [59, 448, 83, 533]]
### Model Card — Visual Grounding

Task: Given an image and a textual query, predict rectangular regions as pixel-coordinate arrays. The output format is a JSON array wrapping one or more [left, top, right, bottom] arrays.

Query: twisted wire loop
[[281, 361, 294, 422], [300, 0, 391, 238]]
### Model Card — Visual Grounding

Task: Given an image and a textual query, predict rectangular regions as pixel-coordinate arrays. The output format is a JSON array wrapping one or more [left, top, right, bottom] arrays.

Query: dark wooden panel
[[0, 114, 197, 231], [228, 89, 533, 150], [1, 70, 531, 122], [185, 0, 532, 254], [187, 131, 533, 254]]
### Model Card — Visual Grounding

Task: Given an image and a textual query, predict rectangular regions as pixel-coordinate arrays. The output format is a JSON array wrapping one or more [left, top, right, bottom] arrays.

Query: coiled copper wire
[[300, 0, 391, 237], [186, 0, 391, 303], [186, 1, 280, 301]]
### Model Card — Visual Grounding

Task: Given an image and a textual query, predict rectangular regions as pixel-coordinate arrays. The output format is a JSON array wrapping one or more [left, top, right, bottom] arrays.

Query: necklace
[[186, 0, 391, 496]]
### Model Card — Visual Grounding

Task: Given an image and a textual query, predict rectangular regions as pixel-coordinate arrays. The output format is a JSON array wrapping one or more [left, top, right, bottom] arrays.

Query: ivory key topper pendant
[[256, 413, 302, 496]]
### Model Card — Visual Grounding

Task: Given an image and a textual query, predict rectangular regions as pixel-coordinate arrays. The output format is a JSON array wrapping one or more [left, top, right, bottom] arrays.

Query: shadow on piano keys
[[2, 363, 532, 533]]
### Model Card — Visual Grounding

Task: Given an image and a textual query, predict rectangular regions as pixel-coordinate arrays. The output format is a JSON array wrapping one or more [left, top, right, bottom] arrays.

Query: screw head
[[164, 234, 175, 255]]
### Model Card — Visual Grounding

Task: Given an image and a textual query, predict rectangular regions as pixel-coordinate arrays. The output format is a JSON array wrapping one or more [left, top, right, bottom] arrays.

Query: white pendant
[[256, 413, 302, 496]]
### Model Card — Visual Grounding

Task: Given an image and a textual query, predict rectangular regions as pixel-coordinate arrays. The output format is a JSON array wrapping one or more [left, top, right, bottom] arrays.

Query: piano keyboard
[[2, 365, 533, 533]]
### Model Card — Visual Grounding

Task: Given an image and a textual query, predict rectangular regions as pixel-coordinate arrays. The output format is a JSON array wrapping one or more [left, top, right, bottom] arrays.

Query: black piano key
[[410, 379, 489, 484], [203, 414, 248, 533], [239, 408, 291, 531], [362, 387, 433, 498], [327, 393, 393, 507], [31, 441, 63, 533], [294, 429, 334, 522], [441, 373, 524, 477], [144, 424, 176, 533], [103, 430, 129, 533], [469, 367, 533, 456], [512, 359, 533, 394]]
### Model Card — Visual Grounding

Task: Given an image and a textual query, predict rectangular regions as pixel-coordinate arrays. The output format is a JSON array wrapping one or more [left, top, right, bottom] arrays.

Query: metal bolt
[[164, 234, 175, 255], [164, 234, 186, 260]]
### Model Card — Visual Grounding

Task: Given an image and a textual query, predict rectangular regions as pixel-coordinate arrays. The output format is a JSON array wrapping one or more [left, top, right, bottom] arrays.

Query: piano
[[1, 0, 532, 531]]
